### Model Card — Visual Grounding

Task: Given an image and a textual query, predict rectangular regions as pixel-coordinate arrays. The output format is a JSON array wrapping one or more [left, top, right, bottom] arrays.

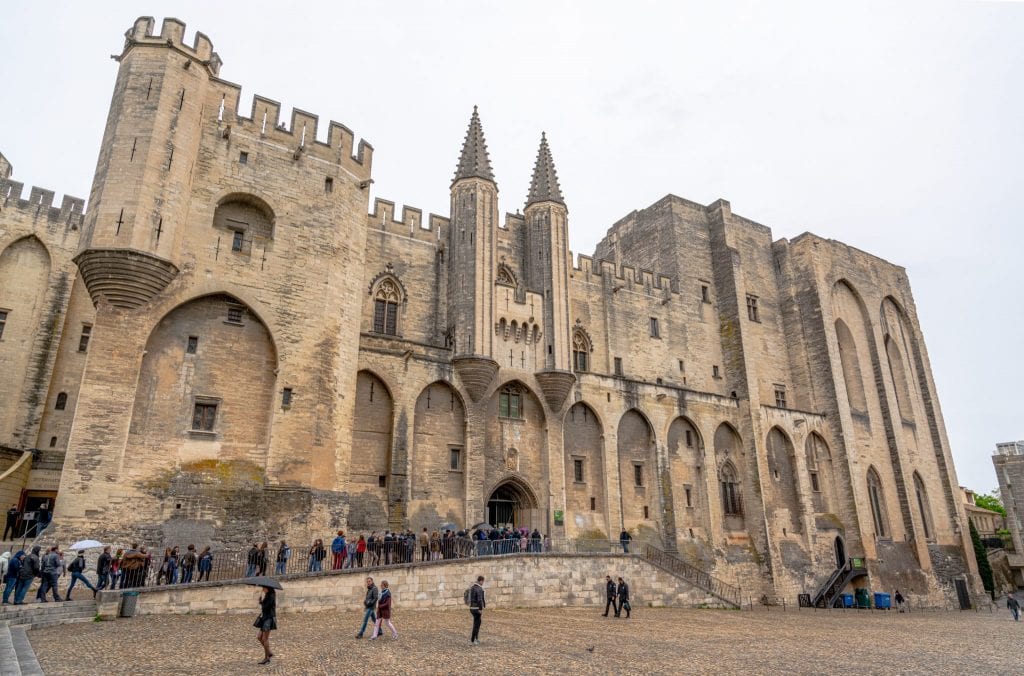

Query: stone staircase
[[0, 599, 99, 630], [0, 599, 96, 674]]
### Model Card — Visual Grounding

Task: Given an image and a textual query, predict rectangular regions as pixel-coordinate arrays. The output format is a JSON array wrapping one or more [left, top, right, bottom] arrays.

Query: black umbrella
[[242, 576, 282, 590], [471, 522, 495, 532]]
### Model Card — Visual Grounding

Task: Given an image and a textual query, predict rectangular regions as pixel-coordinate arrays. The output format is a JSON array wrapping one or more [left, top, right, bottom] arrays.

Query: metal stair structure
[[812, 557, 868, 608], [641, 543, 742, 608]]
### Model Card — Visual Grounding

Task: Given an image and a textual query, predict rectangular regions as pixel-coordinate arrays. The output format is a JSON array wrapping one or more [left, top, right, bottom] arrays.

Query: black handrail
[[640, 543, 741, 608]]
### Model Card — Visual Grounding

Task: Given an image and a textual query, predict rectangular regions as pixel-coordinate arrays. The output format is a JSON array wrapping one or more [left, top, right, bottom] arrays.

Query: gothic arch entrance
[[486, 479, 539, 530]]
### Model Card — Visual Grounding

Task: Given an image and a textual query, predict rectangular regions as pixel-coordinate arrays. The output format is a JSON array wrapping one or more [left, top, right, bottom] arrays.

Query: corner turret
[[523, 133, 574, 408], [448, 108, 500, 399]]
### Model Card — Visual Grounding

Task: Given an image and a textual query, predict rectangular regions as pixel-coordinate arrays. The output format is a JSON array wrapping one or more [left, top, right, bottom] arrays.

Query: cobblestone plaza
[[29, 607, 1020, 674]]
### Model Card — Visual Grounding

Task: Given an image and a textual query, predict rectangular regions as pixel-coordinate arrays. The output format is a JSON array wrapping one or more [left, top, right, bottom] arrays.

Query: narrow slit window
[[634, 463, 644, 487], [573, 458, 584, 483], [78, 325, 92, 352], [282, 387, 293, 407], [186, 336, 198, 354]]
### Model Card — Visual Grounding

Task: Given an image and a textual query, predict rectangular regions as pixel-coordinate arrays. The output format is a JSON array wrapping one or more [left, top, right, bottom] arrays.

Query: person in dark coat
[[355, 576, 379, 638], [469, 575, 486, 645], [603, 575, 618, 617], [14, 546, 39, 604], [253, 585, 277, 665], [3, 505, 18, 540], [370, 580, 398, 639], [619, 529, 632, 553], [616, 577, 631, 618]]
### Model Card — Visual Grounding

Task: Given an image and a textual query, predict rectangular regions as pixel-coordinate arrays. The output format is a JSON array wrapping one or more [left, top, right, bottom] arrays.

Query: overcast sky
[[1, 1, 1021, 494]]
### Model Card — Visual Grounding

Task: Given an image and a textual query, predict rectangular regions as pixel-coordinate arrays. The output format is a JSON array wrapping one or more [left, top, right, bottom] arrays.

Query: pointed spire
[[452, 105, 495, 185], [526, 132, 564, 207]]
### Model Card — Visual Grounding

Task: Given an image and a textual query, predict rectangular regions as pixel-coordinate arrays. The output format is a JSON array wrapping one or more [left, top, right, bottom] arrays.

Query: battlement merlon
[[572, 253, 677, 295], [369, 198, 448, 243], [1, 178, 85, 227], [214, 87, 373, 174], [123, 17, 222, 76]]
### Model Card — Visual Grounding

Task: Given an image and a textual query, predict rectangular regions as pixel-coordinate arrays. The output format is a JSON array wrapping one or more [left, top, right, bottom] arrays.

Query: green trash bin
[[854, 587, 871, 609], [119, 591, 140, 618]]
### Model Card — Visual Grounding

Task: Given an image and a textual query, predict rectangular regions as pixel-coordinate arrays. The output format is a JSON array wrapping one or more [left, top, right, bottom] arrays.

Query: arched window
[[721, 462, 743, 516], [913, 472, 933, 540], [499, 385, 523, 419], [372, 278, 402, 336], [867, 467, 889, 538], [572, 330, 590, 373], [55, 392, 68, 410]]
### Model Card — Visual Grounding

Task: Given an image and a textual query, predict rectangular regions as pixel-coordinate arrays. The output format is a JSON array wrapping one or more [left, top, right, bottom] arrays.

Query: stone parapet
[[118, 553, 724, 617]]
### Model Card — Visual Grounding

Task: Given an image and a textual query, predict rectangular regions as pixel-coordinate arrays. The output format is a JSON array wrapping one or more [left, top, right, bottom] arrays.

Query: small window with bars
[[573, 458, 585, 483], [0, 309, 8, 340]]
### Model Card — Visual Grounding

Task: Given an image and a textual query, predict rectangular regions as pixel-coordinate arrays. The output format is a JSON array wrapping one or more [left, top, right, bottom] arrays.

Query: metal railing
[[100, 536, 640, 590], [640, 543, 742, 608]]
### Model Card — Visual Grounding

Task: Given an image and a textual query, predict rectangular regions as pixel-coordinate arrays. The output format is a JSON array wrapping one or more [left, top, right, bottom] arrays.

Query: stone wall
[[98, 554, 726, 618]]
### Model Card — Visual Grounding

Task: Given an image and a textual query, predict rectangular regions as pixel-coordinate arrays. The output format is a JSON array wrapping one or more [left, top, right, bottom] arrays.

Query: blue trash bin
[[842, 593, 854, 608], [873, 592, 891, 610]]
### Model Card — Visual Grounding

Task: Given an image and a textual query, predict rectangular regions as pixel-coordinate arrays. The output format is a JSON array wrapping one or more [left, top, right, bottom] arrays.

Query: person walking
[[468, 575, 486, 645], [109, 549, 123, 590], [66, 550, 98, 599], [167, 546, 181, 584], [197, 546, 213, 582], [257, 542, 269, 577], [308, 539, 326, 573], [894, 589, 906, 613], [121, 544, 146, 588], [36, 546, 62, 602], [418, 528, 429, 562], [180, 545, 197, 584], [96, 546, 113, 590], [253, 584, 277, 665], [370, 580, 398, 640], [2, 551, 21, 604], [602, 575, 618, 617], [355, 576, 379, 639], [156, 547, 171, 585], [1008, 593, 1020, 622], [275, 541, 290, 576], [331, 531, 346, 570], [14, 546, 39, 604], [246, 543, 260, 577], [616, 577, 631, 618], [430, 531, 441, 561], [355, 535, 366, 568], [3, 504, 18, 540], [619, 529, 632, 554]]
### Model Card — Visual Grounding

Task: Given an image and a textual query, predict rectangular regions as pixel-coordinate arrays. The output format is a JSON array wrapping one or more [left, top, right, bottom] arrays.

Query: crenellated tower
[[74, 17, 223, 308], [524, 133, 576, 411], [448, 107, 501, 401]]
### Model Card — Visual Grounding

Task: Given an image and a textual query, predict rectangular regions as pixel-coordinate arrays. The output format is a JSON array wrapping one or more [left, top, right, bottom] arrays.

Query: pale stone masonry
[[0, 17, 980, 605]]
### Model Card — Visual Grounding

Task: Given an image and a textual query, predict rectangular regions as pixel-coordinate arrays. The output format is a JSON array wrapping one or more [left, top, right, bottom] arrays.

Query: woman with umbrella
[[249, 578, 279, 665]]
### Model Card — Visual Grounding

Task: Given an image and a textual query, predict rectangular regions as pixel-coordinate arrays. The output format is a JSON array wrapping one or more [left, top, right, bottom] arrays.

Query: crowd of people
[[0, 524, 555, 606], [241, 526, 552, 578]]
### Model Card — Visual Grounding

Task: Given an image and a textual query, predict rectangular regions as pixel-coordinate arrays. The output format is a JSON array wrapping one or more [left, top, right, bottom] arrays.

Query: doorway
[[954, 578, 971, 610], [834, 536, 846, 568], [485, 480, 537, 530]]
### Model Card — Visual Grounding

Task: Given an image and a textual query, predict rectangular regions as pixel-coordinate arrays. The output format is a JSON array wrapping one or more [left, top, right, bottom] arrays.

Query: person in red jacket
[[370, 580, 398, 640]]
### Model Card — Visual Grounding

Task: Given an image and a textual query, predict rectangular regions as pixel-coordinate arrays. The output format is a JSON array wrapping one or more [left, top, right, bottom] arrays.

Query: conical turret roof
[[526, 132, 564, 206], [452, 106, 495, 185]]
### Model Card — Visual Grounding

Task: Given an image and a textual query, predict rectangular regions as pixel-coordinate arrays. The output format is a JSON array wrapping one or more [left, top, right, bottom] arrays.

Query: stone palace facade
[[0, 17, 981, 602]]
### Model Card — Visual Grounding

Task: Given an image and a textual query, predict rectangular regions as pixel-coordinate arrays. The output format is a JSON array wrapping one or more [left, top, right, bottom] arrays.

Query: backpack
[[68, 557, 84, 573], [463, 587, 472, 606]]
